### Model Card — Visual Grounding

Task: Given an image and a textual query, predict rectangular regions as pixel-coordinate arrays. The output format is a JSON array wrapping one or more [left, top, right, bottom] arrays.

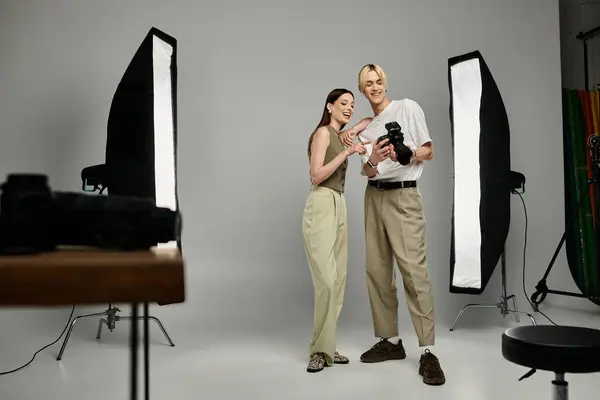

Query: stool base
[[552, 373, 568, 400]]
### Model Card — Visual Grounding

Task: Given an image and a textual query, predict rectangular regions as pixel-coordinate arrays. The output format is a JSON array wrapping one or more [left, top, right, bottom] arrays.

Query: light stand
[[450, 247, 537, 331], [56, 304, 174, 361], [56, 173, 175, 361], [451, 173, 537, 331], [530, 135, 600, 309]]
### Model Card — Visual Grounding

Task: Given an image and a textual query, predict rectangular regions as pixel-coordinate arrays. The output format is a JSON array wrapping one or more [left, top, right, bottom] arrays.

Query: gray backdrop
[[0, 0, 591, 370]]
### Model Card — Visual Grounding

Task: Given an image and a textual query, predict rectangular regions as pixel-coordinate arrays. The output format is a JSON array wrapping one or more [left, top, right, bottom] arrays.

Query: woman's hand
[[346, 141, 368, 156]]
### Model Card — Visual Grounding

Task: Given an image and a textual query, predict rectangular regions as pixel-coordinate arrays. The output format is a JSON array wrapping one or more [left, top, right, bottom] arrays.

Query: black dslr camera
[[0, 173, 179, 255], [376, 121, 413, 165]]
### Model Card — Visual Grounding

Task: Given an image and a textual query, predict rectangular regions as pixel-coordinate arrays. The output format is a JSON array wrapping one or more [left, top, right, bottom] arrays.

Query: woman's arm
[[310, 127, 351, 185]]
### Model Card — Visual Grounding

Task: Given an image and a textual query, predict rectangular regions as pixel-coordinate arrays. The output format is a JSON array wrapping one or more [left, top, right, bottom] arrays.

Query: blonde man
[[340, 64, 445, 385]]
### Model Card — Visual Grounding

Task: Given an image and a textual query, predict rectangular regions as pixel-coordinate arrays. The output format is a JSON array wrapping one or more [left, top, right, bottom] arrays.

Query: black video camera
[[0, 173, 180, 255], [376, 121, 413, 165]]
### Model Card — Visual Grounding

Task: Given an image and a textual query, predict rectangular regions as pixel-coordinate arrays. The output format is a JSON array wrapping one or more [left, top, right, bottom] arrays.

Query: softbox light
[[82, 27, 180, 250], [448, 50, 512, 294]]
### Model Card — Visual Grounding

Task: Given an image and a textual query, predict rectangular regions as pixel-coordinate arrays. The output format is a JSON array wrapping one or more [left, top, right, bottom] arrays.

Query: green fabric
[[563, 88, 599, 297]]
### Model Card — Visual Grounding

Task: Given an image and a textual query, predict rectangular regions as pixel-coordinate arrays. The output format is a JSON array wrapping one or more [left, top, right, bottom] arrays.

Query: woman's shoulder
[[313, 126, 332, 139]]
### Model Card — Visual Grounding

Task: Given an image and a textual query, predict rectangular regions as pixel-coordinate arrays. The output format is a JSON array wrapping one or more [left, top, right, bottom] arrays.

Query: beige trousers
[[302, 185, 348, 366], [364, 184, 435, 346]]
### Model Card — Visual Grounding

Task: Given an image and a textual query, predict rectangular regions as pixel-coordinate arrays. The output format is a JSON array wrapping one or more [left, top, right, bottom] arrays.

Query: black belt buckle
[[373, 180, 390, 190]]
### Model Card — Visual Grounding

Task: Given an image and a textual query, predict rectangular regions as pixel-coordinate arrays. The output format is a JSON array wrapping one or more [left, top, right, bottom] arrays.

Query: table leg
[[131, 303, 138, 400], [130, 302, 150, 400], [144, 302, 149, 400]]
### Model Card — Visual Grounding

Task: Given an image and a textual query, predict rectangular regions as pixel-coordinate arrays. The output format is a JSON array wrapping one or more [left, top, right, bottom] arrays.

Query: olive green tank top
[[308, 125, 348, 193]]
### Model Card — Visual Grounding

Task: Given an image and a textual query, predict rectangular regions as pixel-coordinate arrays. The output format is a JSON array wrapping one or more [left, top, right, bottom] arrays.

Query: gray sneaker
[[307, 353, 326, 373]]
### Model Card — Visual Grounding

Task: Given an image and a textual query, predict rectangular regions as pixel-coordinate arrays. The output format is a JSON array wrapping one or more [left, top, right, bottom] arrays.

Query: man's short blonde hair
[[358, 63, 387, 94]]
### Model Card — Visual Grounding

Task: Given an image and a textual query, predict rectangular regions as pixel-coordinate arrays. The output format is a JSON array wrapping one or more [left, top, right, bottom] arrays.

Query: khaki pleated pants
[[364, 184, 435, 346], [302, 185, 348, 366]]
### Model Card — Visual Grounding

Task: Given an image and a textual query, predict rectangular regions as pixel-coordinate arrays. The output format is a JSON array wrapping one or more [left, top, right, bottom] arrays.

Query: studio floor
[[1, 304, 600, 400]]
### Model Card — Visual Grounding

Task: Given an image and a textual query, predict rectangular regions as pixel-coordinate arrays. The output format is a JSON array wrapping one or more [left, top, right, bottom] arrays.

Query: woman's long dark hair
[[308, 88, 354, 155]]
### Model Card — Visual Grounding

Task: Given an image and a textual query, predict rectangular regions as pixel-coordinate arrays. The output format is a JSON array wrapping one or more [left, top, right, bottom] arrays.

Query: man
[[340, 63, 445, 386]]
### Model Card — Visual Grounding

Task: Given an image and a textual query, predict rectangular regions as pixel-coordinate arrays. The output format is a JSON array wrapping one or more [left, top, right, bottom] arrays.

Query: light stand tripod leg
[[94, 303, 174, 347], [97, 318, 109, 340], [449, 304, 500, 331], [504, 308, 537, 325], [56, 310, 109, 361], [148, 317, 174, 347], [119, 316, 175, 347]]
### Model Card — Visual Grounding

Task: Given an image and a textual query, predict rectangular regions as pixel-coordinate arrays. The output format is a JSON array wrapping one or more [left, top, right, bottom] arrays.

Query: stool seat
[[502, 325, 600, 374]]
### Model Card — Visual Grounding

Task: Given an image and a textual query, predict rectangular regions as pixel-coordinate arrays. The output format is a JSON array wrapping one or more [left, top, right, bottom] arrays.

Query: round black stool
[[502, 325, 600, 399]]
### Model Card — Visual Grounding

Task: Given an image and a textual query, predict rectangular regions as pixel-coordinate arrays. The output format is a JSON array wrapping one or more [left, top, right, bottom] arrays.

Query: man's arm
[[360, 156, 379, 179], [414, 141, 434, 161], [339, 117, 373, 147]]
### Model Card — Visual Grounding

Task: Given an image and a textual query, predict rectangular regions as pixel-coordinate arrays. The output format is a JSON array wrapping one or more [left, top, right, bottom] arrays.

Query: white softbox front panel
[[448, 50, 512, 294]]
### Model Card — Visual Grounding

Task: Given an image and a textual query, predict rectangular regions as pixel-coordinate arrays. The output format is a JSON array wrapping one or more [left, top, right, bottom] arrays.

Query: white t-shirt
[[359, 99, 432, 182]]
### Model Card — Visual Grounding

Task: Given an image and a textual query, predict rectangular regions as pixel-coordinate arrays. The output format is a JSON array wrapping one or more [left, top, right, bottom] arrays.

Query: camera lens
[[0, 173, 55, 254]]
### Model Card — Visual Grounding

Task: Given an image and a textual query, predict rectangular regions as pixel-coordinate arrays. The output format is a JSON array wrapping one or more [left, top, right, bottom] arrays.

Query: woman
[[302, 88, 371, 373]]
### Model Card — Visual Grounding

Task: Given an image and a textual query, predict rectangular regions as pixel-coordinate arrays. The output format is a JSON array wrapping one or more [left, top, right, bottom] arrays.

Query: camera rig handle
[[81, 164, 107, 195]]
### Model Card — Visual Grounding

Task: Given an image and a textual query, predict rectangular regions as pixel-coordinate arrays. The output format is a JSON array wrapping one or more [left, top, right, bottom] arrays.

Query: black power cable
[[0, 305, 75, 376], [514, 191, 559, 326]]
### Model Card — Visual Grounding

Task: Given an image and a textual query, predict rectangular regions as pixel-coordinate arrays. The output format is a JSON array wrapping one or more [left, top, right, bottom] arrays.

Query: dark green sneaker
[[360, 338, 407, 363], [418, 349, 446, 385]]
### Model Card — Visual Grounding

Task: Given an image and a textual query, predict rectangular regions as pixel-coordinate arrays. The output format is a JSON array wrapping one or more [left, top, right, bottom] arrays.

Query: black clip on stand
[[530, 135, 600, 309]]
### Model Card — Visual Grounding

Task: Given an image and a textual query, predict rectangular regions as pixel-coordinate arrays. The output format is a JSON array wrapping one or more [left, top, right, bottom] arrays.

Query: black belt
[[368, 180, 417, 190]]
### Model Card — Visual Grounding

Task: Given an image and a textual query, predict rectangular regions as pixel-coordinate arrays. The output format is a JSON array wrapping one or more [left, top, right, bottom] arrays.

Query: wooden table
[[0, 246, 186, 400]]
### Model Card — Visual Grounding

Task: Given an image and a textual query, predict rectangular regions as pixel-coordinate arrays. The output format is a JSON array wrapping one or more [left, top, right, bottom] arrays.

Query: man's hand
[[339, 130, 355, 147], [339, 117, 373, 147], [388, 144, 397, 163], [369, 138, 391, 164], [388, 144, 417, 163]]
